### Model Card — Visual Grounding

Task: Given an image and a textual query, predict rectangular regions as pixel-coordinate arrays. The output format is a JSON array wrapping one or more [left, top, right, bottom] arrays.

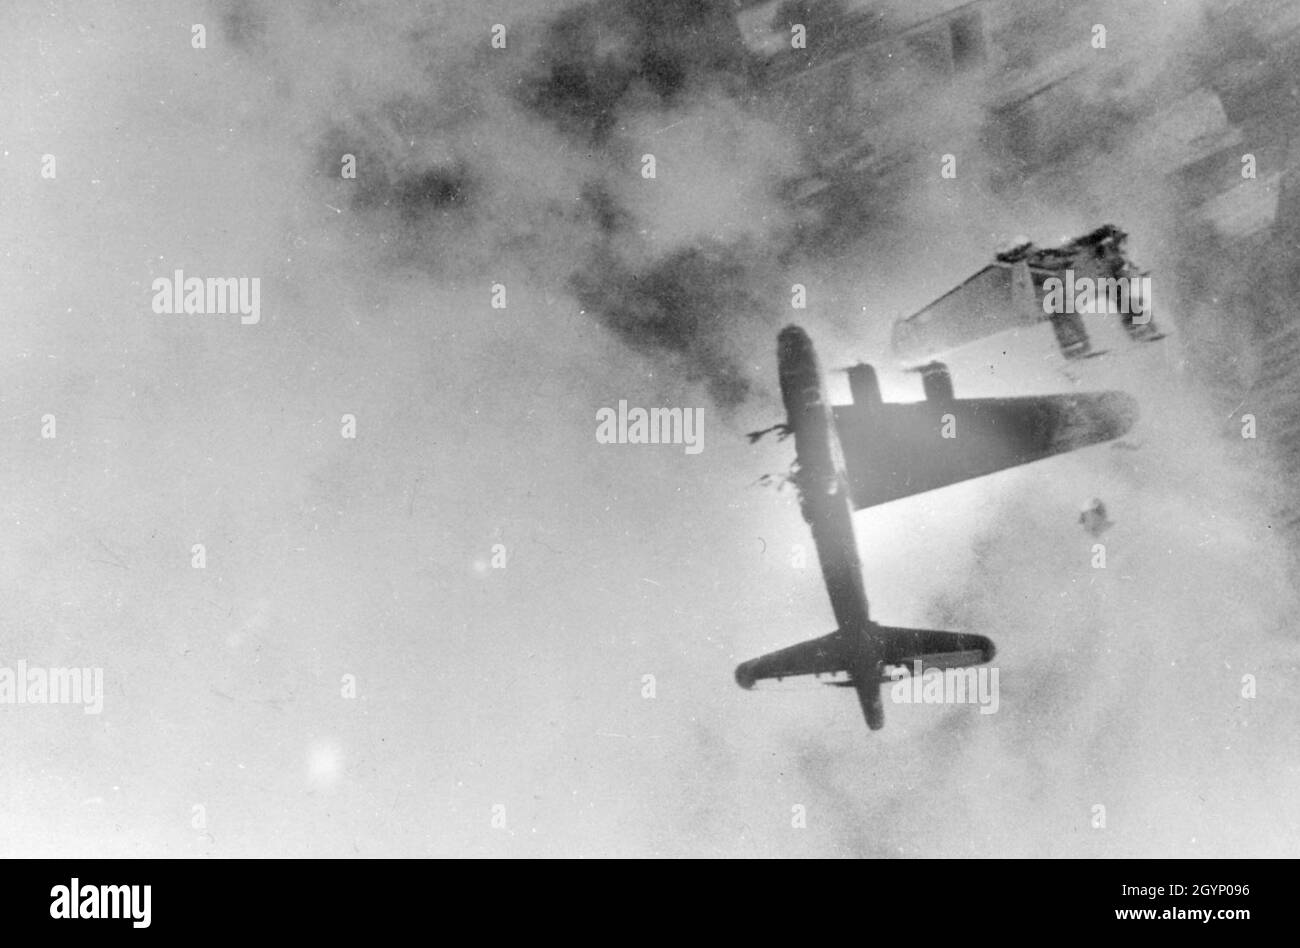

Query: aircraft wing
[[833, 390, 1137, 510], [734, 631, 847, 689]]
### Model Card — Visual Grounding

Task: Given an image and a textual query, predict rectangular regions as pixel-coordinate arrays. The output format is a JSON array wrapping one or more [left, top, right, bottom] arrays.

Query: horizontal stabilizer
[[735, 630, 846, 689], [734, 627, 995, 691], [876, 626, 996, 668], [736, 625, 995, 732], [885, 650, 989, 675]]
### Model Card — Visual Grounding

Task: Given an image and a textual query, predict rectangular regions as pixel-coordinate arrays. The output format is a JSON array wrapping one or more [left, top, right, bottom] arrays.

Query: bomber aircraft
[[735, 325, 1138, 730]]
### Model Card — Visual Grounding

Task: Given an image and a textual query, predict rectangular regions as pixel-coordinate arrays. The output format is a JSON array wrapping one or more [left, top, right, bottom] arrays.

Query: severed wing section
[[891, 225, 1160, 363], [891, 264, 1031, 361], [833, 391, 1137, 510]]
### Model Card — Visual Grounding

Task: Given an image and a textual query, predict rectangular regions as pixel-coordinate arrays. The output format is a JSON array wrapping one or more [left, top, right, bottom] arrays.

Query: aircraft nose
[[734, 662, 757, 690]]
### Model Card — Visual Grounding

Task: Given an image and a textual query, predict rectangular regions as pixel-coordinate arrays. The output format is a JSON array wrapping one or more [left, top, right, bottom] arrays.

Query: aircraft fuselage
[[777, 325, 885, 728]]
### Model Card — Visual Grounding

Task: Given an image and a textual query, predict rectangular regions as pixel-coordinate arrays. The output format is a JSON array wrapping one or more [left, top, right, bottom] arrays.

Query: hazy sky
[[3, 0, 1298, 857]]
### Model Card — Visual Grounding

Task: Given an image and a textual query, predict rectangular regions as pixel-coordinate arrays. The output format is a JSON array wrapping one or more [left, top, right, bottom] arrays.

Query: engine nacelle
[[846, 363, 882, 408], [918, 361, 954, 403]]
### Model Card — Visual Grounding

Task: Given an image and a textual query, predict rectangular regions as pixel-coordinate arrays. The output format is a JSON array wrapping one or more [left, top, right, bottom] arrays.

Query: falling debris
[[1079, 498, 1114, 537], [746, 423, 791, 444]]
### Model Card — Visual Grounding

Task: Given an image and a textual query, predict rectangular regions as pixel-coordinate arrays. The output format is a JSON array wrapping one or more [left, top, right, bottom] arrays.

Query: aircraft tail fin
[[855, 680, 886, 730]]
